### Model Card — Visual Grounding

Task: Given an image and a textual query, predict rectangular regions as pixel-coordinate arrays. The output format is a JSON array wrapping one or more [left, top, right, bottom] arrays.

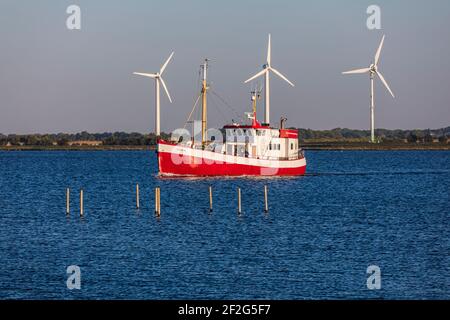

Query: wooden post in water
[[80, 189, 84, 217], [66, 188, 70, 215], [136, 184, 140, 209], [237, 187, 242, 215], [157, 187, 161, 216], [264, 185, 269, 213], [209, 186, 213, 213], [154, 187, 158, 216], [155, 187, 160, 216]]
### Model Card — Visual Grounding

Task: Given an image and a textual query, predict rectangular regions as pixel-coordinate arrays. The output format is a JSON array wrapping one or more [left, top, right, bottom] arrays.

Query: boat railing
[[298, 149, 305, 159], [174, 141, 303, 161]]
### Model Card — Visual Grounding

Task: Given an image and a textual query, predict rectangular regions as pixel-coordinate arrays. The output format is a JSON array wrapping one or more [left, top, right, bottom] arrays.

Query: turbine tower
[[245, 34, 294, 126], [133, 52, 174, 137], [342, 35, 395, 143]]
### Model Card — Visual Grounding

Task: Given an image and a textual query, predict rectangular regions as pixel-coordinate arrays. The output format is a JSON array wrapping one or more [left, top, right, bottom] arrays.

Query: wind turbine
[[342, 35, 395, 143], [245, 34, 294, 126], [133, 52, 174, 137]]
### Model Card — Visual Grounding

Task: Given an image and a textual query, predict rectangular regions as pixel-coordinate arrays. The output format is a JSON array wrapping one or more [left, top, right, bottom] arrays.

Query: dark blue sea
[[0, 150, 448, 299]]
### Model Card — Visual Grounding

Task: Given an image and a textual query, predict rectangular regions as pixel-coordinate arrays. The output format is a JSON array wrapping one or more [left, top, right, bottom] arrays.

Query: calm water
[[0, 150, 448, 299]]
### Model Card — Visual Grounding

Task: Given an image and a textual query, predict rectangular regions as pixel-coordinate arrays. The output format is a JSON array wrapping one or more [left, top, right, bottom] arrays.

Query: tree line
[[297, 127, 450, 143], [0, 131, 169, 146], [0, 128, 448, 146]]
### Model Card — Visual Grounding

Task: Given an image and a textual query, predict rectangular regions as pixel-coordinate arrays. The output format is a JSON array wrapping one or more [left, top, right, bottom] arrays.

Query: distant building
[[68, 140, 103, 146]]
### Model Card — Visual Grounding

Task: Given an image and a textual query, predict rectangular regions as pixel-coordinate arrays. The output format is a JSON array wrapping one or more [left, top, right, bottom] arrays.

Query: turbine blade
[[133, 72, 157, 78], [267, 34, 271, 66], [374, 35, 385, 66], [342, 68, 371, 75], [270, 67, 294, 87], [160, 51, 174, 75], [376, 71, 395, 98], [159, 77, 172, 103], [244, 69, 268, 83]]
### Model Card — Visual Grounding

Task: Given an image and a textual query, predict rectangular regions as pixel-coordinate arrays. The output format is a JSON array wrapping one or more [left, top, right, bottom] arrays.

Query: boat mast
[[251, 90, 259, 127], [201, 59, 209, 145]]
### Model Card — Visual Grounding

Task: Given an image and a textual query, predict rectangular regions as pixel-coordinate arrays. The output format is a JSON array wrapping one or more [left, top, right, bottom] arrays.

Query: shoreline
[[301, 143, 450, 151], [0, 144, 449, 151], [0, 146, 156, 151]]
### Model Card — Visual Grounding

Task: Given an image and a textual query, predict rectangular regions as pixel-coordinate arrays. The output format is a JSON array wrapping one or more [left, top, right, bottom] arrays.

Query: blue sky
[[0, 0, 449, 133]]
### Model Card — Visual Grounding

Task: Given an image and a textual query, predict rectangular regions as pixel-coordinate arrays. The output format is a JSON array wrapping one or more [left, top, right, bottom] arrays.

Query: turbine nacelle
[[342, 35, 395, 144], [133, 51, 174, 103], [133, 52, 175, 136], [244, 34, 295, 125], [342, 35, 394, 99], [245, 35, 294, 87]]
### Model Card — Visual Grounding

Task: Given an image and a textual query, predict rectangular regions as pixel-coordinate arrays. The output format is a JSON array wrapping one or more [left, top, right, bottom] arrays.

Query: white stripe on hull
[[158, 142, 306, 169]]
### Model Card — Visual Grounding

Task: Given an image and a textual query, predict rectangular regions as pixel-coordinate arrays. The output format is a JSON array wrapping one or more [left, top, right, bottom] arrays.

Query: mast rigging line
[[183, 60, 249, 132], [209, 89, 245, 123], [182, 66, 204, 130], [183, 90, 235, 131], [207, 91, 230, 126], [183, 93, 202, 130]]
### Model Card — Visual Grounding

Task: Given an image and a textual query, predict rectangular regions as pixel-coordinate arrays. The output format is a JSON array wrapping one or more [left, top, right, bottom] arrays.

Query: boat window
[[291, 143, 293, 150], [269, 144, 272, 150]]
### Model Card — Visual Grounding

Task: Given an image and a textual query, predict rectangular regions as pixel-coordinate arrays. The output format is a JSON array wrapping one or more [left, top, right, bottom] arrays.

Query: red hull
[[158, 149, 306, 176]]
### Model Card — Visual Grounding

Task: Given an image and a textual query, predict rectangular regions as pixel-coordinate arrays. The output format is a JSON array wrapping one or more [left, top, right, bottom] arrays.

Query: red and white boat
[[135, 35, 306, 176], [158, 124, 306, 176]]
